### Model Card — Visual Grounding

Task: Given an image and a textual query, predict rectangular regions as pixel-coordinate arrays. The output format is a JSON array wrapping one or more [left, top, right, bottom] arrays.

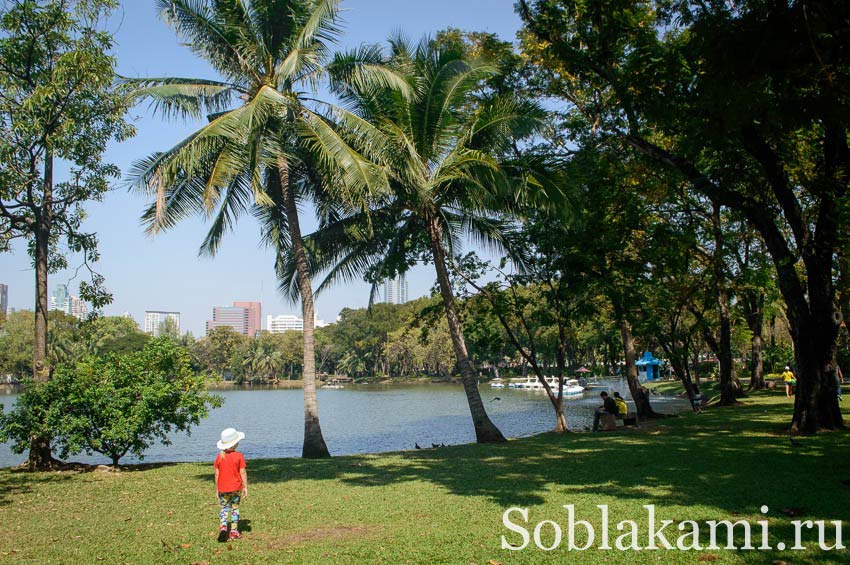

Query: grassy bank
[[1, 389, 848, 563], [645, 375, 792, 400]]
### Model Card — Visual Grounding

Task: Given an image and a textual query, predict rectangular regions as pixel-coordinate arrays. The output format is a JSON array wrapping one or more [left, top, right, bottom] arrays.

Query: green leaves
[[126, 1, 413, 264], [281, 37, 549, 302], [0, 0, 133, 251], [118, 76, 241, 121]]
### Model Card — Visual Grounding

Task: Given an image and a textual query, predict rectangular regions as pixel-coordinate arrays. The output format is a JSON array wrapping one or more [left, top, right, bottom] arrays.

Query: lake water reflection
[[0, 381, 690, 468]]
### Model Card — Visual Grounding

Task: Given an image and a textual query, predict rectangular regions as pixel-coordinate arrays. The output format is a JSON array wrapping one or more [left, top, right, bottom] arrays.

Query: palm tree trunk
[[278, 158, 330, 458], [28, 150, 56, 470], [427, 217, 506, 443]]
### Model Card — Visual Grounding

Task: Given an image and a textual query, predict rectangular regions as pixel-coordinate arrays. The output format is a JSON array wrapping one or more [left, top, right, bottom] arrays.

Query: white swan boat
[[511, 376, 585, 395]]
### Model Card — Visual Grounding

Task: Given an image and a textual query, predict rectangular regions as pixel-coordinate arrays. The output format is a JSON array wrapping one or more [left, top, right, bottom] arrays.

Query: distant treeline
[[1, 285, 810, 384]]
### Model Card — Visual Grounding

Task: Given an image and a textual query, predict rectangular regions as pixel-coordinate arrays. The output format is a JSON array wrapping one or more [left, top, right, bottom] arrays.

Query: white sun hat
[[217, 427, 246, 450]]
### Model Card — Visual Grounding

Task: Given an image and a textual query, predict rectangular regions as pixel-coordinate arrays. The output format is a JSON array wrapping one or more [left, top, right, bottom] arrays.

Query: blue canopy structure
[[636, 351, 663, 381]]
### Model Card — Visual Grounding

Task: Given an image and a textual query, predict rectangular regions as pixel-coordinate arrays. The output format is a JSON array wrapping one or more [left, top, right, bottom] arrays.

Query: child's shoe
[[217, 525, 228, 542], [229, 529, 242, 540]]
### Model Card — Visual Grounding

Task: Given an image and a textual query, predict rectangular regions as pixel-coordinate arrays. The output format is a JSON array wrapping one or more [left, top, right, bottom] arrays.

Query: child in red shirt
[[214, 428, 248, 541]]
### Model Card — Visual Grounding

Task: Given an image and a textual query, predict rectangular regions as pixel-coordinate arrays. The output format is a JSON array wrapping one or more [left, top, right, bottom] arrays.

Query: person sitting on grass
[[781, 366, 796, 398], [214, 428, 248, 542], [592, 391, 619, 432], [613, 392, 628, 418]]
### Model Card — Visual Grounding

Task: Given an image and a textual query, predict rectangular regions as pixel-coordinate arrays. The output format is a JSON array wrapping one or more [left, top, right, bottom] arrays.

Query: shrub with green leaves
[[0, 338, 222, 466]]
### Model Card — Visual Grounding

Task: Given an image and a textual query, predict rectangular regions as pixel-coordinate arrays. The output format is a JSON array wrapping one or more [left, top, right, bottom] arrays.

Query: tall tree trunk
[[614, 306, 657, 420], [790, 305, 843, 433], [278, 158, 330, 458], [28, 151, 55, 470], [427, 217, 506, 443], [742, 288, 766, 390], [553, 395, 568, 432], [659, 341, 698, 402], [746, 293, 766, 390], [709, 200, 742, 405], [748, 333, 765, 389], [33, 227, 49, 383], [716, 292, 741, 404]]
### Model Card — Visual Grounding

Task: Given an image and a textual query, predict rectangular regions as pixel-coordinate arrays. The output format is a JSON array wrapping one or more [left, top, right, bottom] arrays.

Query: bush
[[0, 338, 222, 466]]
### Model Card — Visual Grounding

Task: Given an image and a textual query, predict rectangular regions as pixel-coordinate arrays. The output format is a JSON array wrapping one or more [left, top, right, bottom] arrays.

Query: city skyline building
[[384, 274, 409, 305], [50, 284, 71, 314], [266, 314, 303, 333], [70, 296, 88, 321], [49, 284, 88, 320], [0, 284, 7, 317], [144, 310, 181, 337], [266, 313, 329, 333], [206, 306, 249, 335], [233, 301, 262, 337]]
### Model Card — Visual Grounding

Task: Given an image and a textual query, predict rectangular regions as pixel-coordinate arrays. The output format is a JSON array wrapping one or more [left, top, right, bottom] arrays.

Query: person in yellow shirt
[[613, 392, 628, 417], [781, 366, 796, 398]]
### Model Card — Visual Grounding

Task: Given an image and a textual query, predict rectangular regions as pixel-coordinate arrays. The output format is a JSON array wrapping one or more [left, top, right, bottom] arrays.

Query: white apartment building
[[144, 311, 181, 337], [384, 274, 409, 305], [266, 313, 328, 333], [70, 296, 88, 321]]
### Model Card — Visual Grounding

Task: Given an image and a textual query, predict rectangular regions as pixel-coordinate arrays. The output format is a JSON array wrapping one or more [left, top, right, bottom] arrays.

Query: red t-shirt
[[214, 451, 246, 493]]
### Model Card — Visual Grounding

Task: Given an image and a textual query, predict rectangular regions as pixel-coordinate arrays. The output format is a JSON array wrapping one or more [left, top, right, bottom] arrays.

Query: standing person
[[592, 391, 619, 432], [690, 386, 703, 414], [214, 428, 248, 542], [837, 365, 844, 402], [781, 366, 796, 398]]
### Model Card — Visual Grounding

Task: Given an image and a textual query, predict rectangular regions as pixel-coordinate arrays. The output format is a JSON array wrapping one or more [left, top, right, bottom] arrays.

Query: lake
[[0, 381, 691, 468]]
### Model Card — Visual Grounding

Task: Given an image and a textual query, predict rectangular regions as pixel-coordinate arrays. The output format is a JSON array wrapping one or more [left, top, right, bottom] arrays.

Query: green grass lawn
[[2, 389, 849, 563]]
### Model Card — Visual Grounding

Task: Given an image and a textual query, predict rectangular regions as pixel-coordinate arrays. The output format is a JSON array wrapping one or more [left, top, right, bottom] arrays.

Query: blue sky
[[0, 0, 523, 336]]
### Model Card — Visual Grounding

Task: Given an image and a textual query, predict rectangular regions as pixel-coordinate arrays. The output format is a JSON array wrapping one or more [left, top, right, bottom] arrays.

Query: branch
[[740, 126, 810, 252]]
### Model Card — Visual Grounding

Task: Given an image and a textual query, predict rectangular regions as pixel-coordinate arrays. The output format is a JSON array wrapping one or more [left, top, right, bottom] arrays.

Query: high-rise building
[[266, 313, 328, 333], [50, 284, 71, 314], [0, 284, 7, 317], [70, 296, 88, 321], [266, 314, 303, 333], [233, 301, 262, 337], [49, 284, 87, 320], [206, 306, 249, 335], [144, 311, 181, 337], [384, 274, 409, 305]]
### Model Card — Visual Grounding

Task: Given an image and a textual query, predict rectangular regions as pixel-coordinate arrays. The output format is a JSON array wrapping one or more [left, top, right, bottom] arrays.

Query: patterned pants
[[218, 491, 241, 530]]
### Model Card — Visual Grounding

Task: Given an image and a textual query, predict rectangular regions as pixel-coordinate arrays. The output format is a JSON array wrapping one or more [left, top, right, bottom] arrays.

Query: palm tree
[[283, 38, 554, 443], [337, 351, 365, 379], [125, 0, 408, 457], [243, 340, 283, 382]]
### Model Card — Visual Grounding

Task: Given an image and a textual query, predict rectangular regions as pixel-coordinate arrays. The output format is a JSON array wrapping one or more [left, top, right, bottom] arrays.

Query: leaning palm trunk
[[427, 217, 506, 443], [279, 159, 330, 458]]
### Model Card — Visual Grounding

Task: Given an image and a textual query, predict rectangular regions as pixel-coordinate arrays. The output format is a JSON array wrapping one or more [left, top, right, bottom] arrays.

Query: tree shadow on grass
[[0, 471, 73, 506], [199, 391, 850, 524]]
